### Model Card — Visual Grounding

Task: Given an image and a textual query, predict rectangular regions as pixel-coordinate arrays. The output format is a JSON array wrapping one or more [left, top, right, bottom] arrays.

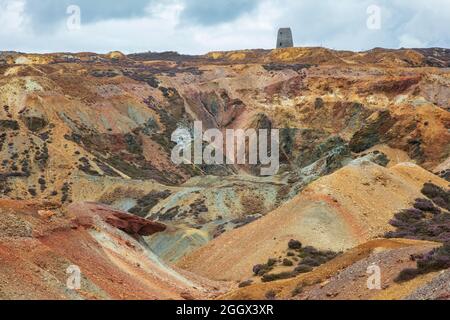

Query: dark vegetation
[[21, 116, 48, 132], [252, 240, 340, 283], [396, 243, 450, 283], [295, 135, 350, 169], [128, 190, 171, 217], [122, 68, 160, 88], [385, 183, 450, 283], [34, 144, 49, 169], [128, 51, 199, 63], [61, 182, 71, 203], [265, 290, 277, 300], [64, 129, 183, 184], [436, 169, 450, 182], [0, 120, 19, 131], [349, 110, 396, 153], [262, 63, 314, 72], [78, 157, 100, 176], [385, 183, 450, 242], [238, 280, 253, 288], [90, 69, 121, 78]]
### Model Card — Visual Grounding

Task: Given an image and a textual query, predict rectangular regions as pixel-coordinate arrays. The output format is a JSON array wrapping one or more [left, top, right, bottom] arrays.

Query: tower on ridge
[[276, 28, 294, 49]]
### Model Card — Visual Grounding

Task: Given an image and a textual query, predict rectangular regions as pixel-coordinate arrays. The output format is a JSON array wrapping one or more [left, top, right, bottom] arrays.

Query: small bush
[[262, 271, 297, 283], [283, 259, 294, 267], [288, 239, 302, 250], [301, 257, 322, 267], [252, 243, 339, 281], [253, 264, 271, 276], [291, 285, 304, 297], [421, 183, 450, 211], [433, 197, 448, 211], [324, 250, 340, 260], [238, 280, 253, 288], [302, 246, 319, 256], [386, 190, 450, 243], [267, 258, 277, 267], [396, 242, 450, 283], [295, 265, 313, 274], [265, 290, 277, 300], [394, 268, 419, 283], [414, 198, 440, 214], [416, 242, 450, 273], [28, 188, 37, 196]]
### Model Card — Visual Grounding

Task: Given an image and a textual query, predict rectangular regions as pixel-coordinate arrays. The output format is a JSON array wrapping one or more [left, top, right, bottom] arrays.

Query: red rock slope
[[0, 200, 227, 300]]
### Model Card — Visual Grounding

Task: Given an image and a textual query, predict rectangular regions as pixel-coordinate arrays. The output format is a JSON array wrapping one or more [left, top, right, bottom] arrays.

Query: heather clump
[[388, 183, 450, 282]]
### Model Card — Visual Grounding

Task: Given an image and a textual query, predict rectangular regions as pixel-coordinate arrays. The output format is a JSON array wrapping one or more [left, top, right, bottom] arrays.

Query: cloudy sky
[[0, 0, 449, 54]]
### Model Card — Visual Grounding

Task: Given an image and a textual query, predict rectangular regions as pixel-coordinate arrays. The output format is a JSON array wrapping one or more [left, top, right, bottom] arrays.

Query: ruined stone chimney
[[276, 28, 294, 49]]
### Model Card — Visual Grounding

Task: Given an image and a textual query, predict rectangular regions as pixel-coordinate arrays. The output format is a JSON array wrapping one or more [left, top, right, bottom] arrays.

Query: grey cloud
[[1, 0, 448, 54], [179, 0, 260, 25], [24, 0, 152, 30]]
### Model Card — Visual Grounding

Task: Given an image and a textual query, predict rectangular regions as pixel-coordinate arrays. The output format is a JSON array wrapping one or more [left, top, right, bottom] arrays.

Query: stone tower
[[276, 28, 294, 49]]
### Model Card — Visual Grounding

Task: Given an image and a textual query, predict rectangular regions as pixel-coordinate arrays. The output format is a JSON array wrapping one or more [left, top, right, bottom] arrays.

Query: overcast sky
[[0, 0, 449, 54]]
